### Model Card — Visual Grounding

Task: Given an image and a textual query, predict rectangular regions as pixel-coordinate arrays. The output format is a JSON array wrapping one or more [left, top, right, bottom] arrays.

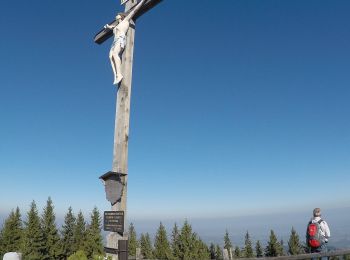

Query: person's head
[[313, 208, 321, 217], [116, 13, 126, 23]]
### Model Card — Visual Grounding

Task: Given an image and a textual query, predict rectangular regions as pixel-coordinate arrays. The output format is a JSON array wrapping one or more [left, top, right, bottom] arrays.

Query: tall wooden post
[[106, 1, 137, 259], [94, 1, 163, 259]]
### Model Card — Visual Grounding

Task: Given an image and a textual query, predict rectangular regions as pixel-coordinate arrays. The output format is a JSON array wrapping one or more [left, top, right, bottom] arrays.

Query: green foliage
[[1, 202, 323, 260], [177, 220, 199, 260], [223, 230, 232, 259], [209, 243, 216, 260], [84, 207, 104, 259], [61, 207, 76, 258], [288, 227, 302, 255], [264, 230, 282, 257], [128, 222, 138, 257], [68, 251, 104, 260], [140, 233, 153, 259], [215, 244, 223, 260], [279, 239, 284, 256], [73, 211, 87, 253], [0, 200, 103, 260], [243, 231, 254, 258], [234, 246, 241, 258], [68, 250, 88, 260], [41, 197, 62, 259], [0, 207, 22, 258], [22, 201, 46, 260], [171, 223, 181, 259], [154, 222, 172, 260], [233, 246, 242, 258], [152, 220, 211, 260], [194, 238, 210, 260], [255, 240, 263, 258]]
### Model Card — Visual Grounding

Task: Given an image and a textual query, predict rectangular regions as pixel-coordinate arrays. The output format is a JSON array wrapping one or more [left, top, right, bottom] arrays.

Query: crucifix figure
[[104, 0, 146, 85]]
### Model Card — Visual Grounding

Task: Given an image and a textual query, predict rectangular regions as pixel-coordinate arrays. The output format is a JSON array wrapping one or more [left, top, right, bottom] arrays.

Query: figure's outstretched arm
[[124, 0, 146, 21], [104, 24, 115, 30]]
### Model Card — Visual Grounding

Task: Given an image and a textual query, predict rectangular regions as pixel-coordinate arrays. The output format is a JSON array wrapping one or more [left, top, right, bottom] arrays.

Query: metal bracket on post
[[118, 240, 128, 260], [99, 171, 127, 206]]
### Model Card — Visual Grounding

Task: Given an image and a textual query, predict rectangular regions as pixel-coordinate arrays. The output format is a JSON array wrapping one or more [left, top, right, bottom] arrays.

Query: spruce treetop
[[0, 207, 22, 254], [154, 222, 171, 260], [22, 201, 46, 260]]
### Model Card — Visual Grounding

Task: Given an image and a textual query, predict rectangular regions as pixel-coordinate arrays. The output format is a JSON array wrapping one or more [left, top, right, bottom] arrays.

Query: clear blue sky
[[1, 0, 349, 221]]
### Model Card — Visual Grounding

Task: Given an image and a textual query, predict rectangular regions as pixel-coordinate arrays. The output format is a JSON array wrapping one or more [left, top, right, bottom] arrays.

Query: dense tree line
[[0, 198, 308, 259], [132, 222, 306, 259], [0, 198, 104, 260]]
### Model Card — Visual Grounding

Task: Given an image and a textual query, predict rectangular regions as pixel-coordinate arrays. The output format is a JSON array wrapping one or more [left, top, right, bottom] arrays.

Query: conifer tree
[[128, 223, 138, 257], [73, 211, 86, 253], [22, 201, 46, 260], [140, 233, 153, 259], [215, 244, 223, 260], [195, 238, 210, 260], [279, 239, 285, 256], [0, 207, 22, 257], [234, 246, 241, 258], [264, 230, 282, 257], [288, 227, 302, 255], [84, 207, 104, 259], [154, 222, 171, 260], [209, 243, 216, 260], [223, 230, 233, 259], [243, 231, 254, 258], [255, 240, 263, 258], [41, 197, 62, 259], [61, 207, 76, 258], [171, 223, 181, 259], [177, 220, 198, 260]]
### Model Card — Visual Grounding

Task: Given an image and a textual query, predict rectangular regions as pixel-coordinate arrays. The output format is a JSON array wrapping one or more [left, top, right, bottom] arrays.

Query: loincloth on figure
[[111, 35, 126, 49]]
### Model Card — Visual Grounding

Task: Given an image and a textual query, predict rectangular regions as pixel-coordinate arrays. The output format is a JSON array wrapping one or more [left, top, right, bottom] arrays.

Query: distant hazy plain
[[131, 206, 350, 249], [1, 206, 349, 249]]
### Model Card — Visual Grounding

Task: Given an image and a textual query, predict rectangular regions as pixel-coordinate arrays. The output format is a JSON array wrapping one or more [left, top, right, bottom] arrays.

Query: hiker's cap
[[313, 208, 321, 217]]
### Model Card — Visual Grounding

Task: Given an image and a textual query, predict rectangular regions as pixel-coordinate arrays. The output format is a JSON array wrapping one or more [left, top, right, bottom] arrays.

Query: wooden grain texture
[[107, 1, 136, 258]]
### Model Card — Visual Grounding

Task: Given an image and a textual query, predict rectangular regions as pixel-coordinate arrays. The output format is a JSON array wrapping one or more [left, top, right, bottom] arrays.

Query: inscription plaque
[[104, 211, 124, 233]]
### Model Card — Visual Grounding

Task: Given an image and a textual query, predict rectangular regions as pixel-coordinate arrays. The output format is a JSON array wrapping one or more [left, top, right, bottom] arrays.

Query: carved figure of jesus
[[104, 0, 146, 85]]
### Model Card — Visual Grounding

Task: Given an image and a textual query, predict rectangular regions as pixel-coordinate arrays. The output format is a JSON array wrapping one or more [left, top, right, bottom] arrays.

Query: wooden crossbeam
[[94, 0, 162, 44]]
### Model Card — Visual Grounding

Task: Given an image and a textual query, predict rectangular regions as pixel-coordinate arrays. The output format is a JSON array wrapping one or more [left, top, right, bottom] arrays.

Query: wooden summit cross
[[94, 0, 162, 259]]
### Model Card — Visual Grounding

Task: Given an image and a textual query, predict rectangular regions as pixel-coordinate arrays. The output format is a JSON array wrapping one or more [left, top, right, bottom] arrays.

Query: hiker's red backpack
[[307, 219, 324, 248]]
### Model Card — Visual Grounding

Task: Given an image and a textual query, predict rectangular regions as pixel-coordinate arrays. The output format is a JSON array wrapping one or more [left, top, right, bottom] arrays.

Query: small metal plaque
[[104, 246, 119, 255], [104, 211, 124, 233]]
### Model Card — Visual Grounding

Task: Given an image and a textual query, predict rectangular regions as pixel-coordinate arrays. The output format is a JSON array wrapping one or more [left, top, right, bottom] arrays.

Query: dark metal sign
[[100, 171, 125, 206], [104, 211, 124, 233]]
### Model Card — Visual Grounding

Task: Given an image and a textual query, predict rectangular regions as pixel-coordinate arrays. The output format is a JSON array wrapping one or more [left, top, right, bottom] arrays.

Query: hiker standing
[[306, 208, 331, 259]]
